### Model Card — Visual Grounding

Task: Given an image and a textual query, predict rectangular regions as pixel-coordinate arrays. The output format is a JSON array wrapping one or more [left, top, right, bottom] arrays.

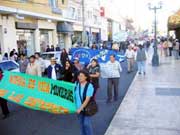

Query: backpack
[[76, 82, 98, 116]]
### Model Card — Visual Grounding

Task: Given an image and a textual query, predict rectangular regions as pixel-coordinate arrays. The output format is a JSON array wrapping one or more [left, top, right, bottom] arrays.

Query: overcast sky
[[113, 0, 180, 33]]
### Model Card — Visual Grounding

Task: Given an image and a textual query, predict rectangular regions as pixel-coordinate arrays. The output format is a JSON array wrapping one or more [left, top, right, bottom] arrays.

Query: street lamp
[[82, 0, 86, 46], [148, 1, 162, 66]]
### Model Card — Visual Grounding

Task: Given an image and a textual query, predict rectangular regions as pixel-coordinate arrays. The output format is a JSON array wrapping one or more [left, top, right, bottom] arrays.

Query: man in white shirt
[[106, 54, 122, 103], [47, 57, 62, 80], [125, 45, 135, 73]]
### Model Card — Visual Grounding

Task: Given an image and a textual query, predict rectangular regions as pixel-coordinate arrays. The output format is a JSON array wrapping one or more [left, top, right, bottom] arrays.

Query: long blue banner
[[70, 48, 125, 65]]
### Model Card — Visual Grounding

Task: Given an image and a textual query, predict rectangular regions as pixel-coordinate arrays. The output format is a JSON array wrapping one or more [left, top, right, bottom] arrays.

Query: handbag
[[78, 82, 98, 116]]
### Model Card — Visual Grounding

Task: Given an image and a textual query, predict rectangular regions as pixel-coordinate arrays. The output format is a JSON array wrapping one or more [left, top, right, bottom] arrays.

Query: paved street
[[0, 62, 137, 135], [105, 56, 180, 135]]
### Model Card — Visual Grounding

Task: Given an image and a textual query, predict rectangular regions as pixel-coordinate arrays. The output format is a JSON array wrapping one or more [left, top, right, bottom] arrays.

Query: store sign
[[16, 22, 38, 29]]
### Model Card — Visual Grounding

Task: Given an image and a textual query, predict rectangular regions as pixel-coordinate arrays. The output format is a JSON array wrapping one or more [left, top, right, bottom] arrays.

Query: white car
[[41, 51, 62, 68], [0, 60, 20, 72]]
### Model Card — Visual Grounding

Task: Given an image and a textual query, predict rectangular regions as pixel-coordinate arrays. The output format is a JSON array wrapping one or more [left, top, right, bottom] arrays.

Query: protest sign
[[70, 48, 125, 65], [0, 71, 76, 114]]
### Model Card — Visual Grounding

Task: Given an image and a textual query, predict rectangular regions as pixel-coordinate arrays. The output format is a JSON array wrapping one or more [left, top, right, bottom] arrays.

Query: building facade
[[0, 0, 73, 55]]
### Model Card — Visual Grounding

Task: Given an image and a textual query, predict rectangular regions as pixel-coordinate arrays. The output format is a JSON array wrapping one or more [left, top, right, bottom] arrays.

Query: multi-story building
[[63, 0, 101, 46], [0, 0, 74, 56]]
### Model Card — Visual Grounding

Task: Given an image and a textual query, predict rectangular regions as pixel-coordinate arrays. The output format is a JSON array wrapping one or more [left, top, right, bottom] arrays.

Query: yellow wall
[[0, 0, 68, 17]]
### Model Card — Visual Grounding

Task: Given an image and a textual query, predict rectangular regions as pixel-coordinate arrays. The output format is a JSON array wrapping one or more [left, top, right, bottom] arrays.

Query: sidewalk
[[105, 56, 180, 135]]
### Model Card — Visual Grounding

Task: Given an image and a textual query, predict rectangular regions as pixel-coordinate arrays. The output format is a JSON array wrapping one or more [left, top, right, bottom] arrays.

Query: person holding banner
[[106, 54, 122, 103], [0, 68, 10, 119], [75, 70, 94, 135], [26, 55, 42, 77], [47, 57, 63, 80]]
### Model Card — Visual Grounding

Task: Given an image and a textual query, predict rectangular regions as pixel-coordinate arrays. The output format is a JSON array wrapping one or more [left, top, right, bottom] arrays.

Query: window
[[62, 0, 65, 4], [77, 8, 82, 20], [20, 0, 29, 2], [49, 0, 58, 8], [70, 7, 75, 19]]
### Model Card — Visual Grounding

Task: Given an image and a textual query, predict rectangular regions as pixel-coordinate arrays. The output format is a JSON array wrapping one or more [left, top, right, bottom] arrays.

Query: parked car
[[41, 51, 62, 68], [0, 60, 19, 72]]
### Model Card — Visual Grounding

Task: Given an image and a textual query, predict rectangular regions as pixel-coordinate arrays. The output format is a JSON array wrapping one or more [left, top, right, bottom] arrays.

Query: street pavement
[[0, 61, 137, 135], [105, 56, 180, 135]]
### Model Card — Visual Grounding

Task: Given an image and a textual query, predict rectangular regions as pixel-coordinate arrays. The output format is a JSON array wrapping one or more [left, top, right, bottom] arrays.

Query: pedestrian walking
[[2, 53, 8, 60], [35, 52, 46, 75], [163, 39, 168, 57], [26, 55, 42, 77], [106, 54, 122, 103], [174, 39, 179, 59], [50, 45, 55, 52], [0, 68, 10, 119], [73, 58, 83, 82], [75, 70, 94, 135], [168, 39, 173, 56], [87, 59, 100, 99], [19, 54, 29, 73], [125, 45, 135, 73], [47, 57, 63, 80], [60, 48, 69, 67], [46, 45, 51, 52], [62, 60, 75, 82], [136, 44, 147, 75]]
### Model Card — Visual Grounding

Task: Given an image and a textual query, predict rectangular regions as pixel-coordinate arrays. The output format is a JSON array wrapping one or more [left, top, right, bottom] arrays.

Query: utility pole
[[148, 2, 162, 66], [82, 0, 86, 46]]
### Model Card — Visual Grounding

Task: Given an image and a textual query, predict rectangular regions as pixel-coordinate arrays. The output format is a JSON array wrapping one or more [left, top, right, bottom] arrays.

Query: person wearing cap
[[47, 57, 63, 80], [26, 55, 42, 77]]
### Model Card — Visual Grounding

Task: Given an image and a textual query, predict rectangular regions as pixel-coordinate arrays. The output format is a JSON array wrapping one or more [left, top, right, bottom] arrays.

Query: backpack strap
[[83, 82, 89, 102], [78, 82, 89, 103]]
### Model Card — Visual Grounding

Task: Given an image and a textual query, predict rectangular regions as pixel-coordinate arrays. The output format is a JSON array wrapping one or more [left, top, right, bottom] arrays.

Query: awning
[[57, 22, 73, 33], [168, 10, 180, 30]]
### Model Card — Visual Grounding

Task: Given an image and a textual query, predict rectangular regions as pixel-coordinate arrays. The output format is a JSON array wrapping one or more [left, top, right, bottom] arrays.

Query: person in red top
[[0, 68, 10, 119]]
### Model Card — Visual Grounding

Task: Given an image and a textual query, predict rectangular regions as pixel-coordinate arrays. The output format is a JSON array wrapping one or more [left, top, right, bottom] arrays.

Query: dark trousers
[[169, 47, 173, 56], [0, 98, 9, 116], [107, 78, 119, 100]]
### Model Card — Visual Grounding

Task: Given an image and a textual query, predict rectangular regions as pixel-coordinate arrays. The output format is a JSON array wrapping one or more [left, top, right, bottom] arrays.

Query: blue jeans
[[137, 61, 145, 73], [78, 114, 93, 135]]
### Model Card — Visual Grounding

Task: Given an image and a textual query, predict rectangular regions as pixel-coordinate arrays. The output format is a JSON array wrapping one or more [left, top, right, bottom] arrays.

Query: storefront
[[16, 22, 37, 56], [40, 30, 54, 52], [57, 22, 73, 50]]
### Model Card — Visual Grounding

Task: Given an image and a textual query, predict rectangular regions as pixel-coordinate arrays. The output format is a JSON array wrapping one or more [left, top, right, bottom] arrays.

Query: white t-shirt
[[51, 65, 57, 80]]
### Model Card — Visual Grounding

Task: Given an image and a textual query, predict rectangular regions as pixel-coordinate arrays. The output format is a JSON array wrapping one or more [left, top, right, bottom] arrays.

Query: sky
[[114, 0, 180, 34]]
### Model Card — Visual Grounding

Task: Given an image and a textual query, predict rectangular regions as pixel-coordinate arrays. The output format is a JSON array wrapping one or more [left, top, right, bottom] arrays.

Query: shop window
[[49, 0, 58, 8]]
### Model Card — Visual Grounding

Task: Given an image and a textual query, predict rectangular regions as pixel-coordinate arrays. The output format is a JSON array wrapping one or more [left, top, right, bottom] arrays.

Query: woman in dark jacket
[[62, 60, 76, 82], [0, 68, 10, 119], [60, 48, 69, 67]]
